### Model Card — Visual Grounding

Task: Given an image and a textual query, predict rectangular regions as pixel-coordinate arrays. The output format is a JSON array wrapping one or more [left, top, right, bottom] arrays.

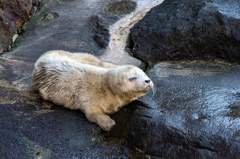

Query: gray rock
[[7, 0, 122, 62], [127, 0, 240, 64], [89, 15, 110, 48], [106, 0, 137, 15], [127, 61, 240, 158]]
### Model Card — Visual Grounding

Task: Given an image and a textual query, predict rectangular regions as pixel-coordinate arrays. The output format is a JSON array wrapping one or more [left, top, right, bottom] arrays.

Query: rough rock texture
[[0, 0, 41, 54], [89, 16, 110, 48], [128, 0, 240, 64], [106, 0, 137, 15], [127, 61, 240, 158]]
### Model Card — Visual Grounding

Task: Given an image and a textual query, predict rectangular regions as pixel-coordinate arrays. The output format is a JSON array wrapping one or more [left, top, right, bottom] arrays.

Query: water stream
[[100, 0, 164, 66]]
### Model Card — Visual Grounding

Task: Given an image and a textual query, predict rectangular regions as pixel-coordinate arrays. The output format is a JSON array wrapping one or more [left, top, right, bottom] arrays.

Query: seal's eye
[[129, 77, 137, 81]]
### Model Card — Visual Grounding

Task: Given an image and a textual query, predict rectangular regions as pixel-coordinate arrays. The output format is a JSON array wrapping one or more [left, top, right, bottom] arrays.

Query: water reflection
[[144, 61, 240, 137], [209, 0, 240, 18]]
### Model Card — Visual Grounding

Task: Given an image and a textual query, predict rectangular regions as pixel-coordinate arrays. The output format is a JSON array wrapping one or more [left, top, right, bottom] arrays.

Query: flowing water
[[100, 0, 164, 66]]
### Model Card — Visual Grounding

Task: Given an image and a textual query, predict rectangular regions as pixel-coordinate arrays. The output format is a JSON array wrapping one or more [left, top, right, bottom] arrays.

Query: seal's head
[[107, 65, 154, 99]]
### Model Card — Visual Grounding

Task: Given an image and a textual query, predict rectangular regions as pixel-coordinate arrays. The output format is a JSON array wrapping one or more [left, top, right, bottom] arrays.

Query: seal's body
[[39, 50, 118, 68], [33, 50, 153, 131]]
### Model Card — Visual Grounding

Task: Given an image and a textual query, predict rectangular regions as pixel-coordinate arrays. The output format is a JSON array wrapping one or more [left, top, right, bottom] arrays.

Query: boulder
[[127, 61, 240, 158], [0, 0, 41, 54], [127, 0, 240, 64]]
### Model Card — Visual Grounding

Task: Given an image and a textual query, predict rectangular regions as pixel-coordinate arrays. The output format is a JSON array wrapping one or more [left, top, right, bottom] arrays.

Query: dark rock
[[0, 0, 41, 54], [59, 0, 77, 2], [127, 0, 240, 64], [127, 61, 240, 158], [32, 0, 42, 6], [89, 15, 110, 48]]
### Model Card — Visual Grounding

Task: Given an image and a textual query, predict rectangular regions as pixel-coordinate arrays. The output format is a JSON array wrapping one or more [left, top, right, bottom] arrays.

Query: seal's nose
[[145, 79, 151, 83]]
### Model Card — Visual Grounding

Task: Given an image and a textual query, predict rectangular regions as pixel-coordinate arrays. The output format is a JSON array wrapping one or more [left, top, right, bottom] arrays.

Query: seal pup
[[39, 50, 118, 68], [33, 50, 153, 131]]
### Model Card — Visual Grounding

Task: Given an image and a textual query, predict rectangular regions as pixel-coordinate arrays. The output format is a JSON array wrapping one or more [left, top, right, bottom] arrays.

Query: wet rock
[[128, 0, 240, 64], [127, 61, 240, 158], [106, 0, 137, 15], [89, 16, 110, 48], [0, 56, 138, 158], [0, 0, 139, 158], [32, 0, 42, 6], [59, 0, 77, 2], [42, 12, 59, 22], [0, 0, 41, 54], [80, 145, 130, 158], [7, 0, 124, 62]]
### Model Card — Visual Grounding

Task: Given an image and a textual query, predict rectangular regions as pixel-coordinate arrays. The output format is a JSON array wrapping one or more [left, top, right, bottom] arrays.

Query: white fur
[[33, 50, 153, 131]]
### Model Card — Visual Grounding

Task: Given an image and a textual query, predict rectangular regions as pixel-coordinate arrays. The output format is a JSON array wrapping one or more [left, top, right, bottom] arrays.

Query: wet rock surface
[[89, 15, 110, 48], [7, 0, 127, 63], [106, 0, 137, 15], [1, 0, 240, 158], [128, 0, 240, 64], [127, 61, 240, 158]]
